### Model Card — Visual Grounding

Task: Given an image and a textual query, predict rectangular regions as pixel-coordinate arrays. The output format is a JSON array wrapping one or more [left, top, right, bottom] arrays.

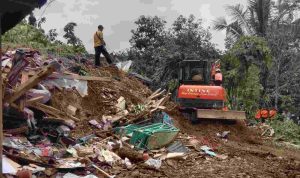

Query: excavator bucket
[[196, 109, 246, 120]]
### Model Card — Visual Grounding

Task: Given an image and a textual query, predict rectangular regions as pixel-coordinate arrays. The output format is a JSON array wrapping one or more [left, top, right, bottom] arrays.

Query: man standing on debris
[[94, 25, 113, 67]]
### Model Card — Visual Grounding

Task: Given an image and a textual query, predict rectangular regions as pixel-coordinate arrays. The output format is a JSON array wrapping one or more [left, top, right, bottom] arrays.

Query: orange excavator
[[176, 60, 246, 122]]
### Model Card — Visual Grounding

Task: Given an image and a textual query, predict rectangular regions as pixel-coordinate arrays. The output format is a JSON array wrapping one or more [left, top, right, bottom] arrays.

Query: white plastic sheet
[[62, 173, 98, 178], [116, 60, 132, 72], [45, 78, 88, 97]]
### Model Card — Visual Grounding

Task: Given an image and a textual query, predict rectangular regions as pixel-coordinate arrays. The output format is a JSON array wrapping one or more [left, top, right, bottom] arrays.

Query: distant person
[[214, 69, 222, 86], [93, 25, 113, 67]]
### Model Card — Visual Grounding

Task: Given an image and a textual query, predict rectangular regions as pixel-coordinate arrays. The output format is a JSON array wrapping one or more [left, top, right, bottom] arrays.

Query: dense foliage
[[214, 0, 300, 144], [215, 0, 300, 114], [269, 118, 300, 145], [2, 21, 87, 56], [121, 15, 219, 90], [222, 36, 271, 115]]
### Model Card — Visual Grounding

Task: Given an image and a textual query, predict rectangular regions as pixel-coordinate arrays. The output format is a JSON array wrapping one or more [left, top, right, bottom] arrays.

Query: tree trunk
[[274, 58, 280, 110]]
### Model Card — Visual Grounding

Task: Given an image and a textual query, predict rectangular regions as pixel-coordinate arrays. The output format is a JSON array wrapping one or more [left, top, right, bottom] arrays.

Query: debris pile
[[1, 48, 179, 177]]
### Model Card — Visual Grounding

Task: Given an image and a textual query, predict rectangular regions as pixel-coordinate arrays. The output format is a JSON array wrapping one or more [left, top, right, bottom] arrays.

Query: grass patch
[[268, 119, 300, 145]]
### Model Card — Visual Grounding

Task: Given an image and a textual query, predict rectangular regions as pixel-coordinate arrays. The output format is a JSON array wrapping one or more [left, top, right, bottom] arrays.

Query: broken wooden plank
[[145, 88, 161, 104], [7, 56, 30, 87], [160, 93, 171, 106], [149, 89, 166, 100], [25, 96, 44, 106], [148, 88, 161, 99], [157, 106, 166, 110], [20, 71, 29, 84], [51, 73, 112, 81], [150, 97, 165, 113], [5, 64, 56, 104], [29, 103, 80, 122], [110, 110, 129, 123]]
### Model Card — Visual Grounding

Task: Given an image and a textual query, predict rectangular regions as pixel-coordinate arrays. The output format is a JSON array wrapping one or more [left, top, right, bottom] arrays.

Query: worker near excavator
[[214, 69, 222, 86], [94, 25, 113, 67]]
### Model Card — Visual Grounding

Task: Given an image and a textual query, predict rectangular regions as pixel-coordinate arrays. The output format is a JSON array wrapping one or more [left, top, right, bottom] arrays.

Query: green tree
[[63, 22, 82, 46], [47, 29, 58, 42], [130, 15, 167, 50], [37, 17, 46, 33], [28, 13, 37, 27], [172, 15, 218, 59], [222, 36, 271, 113], [63, 22, 86, 53], [129, 15, 219, 89]]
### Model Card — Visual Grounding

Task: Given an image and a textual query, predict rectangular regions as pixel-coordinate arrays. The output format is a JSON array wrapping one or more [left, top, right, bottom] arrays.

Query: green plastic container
[[117, 123, 179, 150]]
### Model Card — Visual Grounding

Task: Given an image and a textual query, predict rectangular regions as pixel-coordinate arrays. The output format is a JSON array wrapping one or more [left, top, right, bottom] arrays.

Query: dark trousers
[[214, 80, 222, 86], [94, 45, 113, 66]]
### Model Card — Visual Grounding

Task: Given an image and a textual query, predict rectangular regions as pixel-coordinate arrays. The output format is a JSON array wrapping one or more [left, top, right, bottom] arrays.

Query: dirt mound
[[168, 110, 262, 145], [50, 66, 152, 138]]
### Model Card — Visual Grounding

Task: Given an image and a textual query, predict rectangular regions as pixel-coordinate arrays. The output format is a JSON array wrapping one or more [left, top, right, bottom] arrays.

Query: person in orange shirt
[[214, 69, 223, 86], [94, 25, 113, 67]]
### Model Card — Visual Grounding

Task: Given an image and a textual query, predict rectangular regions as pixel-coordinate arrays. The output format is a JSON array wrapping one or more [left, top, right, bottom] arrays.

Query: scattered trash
[[123, 157, 133, 169], [163, 112, 174, 125], [66, 147, 78, 157], [45, 78, 88, 97], [89, 119, 102, 129], [62, 173, 98, 178], [216, 154, 228, 160], [145, 158, 162, 169], [167, 141, 189, 153], [260, 124, 275, 137], [158, 152, 187, 160], [116, 96, 126, 112], [200, 145, 217, 157], [22, 164, 46, 174], [116, 60, 132, 72], [217, 131, 230, 139], [2, 156, 21, 175], [56, 125, 71, 137]]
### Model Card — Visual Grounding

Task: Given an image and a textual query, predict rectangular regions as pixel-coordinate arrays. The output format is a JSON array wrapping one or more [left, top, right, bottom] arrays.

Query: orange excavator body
[[177, 85, 226, 101], [176, 60, 246, 121]]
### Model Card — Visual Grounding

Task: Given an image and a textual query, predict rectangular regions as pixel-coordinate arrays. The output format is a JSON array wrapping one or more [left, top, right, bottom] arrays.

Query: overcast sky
[[33, 0, 247, 53]]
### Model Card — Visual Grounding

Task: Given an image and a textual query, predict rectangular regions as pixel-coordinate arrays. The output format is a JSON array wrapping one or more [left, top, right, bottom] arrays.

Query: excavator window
[[179, 60, 209, 85]]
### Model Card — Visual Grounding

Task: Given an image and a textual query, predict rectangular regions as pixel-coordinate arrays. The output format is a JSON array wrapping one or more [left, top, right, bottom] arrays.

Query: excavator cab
[[178, 60, 211, 85]]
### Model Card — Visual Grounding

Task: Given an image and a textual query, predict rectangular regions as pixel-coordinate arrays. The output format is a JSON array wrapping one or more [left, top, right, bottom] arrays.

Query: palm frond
[[228, 21, 244, 37], [212, 17, 228, 31], [225, 4, 253, 35]]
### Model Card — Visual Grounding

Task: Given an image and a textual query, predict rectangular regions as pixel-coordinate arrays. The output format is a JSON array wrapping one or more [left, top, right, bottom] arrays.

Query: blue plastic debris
[[200, 145, 217, 157], [163, 112, 174, 125]]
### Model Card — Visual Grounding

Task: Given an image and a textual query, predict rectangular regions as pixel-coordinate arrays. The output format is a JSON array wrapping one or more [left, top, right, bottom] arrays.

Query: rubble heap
[[1, 48, 175, 177]]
